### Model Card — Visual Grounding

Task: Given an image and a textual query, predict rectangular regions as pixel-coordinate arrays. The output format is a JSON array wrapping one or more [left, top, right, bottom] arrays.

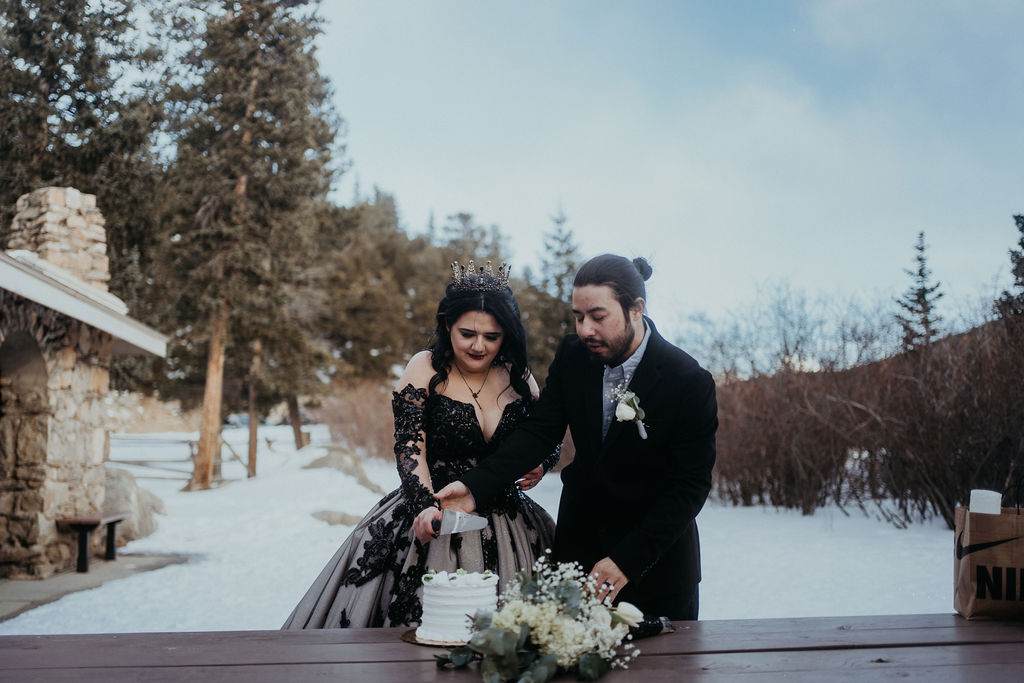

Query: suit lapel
[[601, 324, 664, 455]]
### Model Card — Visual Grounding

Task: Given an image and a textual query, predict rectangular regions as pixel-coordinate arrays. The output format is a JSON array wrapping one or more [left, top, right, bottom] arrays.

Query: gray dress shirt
[[601, 323, 651, 439]]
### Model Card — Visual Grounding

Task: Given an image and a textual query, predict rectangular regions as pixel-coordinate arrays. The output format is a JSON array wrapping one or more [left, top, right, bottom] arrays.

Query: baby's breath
[[485, 557, 638, 673]]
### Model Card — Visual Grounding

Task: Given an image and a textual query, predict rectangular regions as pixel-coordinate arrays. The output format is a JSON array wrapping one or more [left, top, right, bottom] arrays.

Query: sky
[[314, 0, 1023, 338]]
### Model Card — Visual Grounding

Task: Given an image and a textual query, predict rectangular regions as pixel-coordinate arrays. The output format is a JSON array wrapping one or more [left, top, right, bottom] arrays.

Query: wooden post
[[287, 395, 304, 450], [247, 339, 261, 477], [188, 309, 227, 491]]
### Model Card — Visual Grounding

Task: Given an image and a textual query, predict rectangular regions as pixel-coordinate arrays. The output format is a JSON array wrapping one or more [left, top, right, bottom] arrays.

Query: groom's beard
[[584, 320, 635, 367]]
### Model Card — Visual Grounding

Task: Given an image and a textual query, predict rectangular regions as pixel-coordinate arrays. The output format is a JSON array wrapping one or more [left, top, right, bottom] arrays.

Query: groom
[[428, 253, 718, 620]]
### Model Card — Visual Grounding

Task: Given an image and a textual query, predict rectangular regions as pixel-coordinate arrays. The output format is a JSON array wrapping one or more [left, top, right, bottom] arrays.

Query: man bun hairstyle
[[573, 254, 652, 317]]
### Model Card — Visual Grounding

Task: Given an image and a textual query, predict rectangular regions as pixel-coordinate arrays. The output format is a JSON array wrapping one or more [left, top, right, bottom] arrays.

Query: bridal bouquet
[[435, 555, 641, 682]]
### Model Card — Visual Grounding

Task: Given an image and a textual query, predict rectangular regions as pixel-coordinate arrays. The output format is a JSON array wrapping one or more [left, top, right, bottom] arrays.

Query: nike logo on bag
[[955, 531, 1020, 559]]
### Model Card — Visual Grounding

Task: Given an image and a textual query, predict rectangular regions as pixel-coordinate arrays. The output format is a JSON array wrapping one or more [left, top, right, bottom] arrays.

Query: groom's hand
[[589, 557, 629, 604], [435, 481, 477, 513]]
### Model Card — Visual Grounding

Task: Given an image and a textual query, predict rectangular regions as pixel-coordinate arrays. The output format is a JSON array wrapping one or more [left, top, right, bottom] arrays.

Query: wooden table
[[2, 613, 1023, 681]]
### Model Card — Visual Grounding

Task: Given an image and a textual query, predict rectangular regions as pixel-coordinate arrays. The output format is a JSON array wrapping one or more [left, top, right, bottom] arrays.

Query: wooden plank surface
[[8, 615, 1020, 669], [3, 645, 1023, 683], [0, 631, 437, 668], [642, 613, 1024, 655], [3, 615, 1024, 682]]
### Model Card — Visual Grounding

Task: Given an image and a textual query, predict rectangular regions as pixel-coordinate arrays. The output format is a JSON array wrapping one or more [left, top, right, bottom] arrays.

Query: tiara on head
[[449, 260, 511, 291]]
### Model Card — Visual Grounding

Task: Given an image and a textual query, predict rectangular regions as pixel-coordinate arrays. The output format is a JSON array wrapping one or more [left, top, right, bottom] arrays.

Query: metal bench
[[56, 512, 129, 573]]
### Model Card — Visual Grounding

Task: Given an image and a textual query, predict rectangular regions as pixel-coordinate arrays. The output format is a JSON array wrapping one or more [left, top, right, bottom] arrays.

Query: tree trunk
[[188, 309, 227, 491], [287, 395, 304, 450], [247, 339, 262, 478]]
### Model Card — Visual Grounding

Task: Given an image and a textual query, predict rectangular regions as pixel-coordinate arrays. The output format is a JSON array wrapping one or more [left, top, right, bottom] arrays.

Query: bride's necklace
[[455, 363, 491, 409]]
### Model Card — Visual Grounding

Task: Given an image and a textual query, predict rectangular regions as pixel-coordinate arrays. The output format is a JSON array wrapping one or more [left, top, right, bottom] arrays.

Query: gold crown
[[450, 260, 511, 291]]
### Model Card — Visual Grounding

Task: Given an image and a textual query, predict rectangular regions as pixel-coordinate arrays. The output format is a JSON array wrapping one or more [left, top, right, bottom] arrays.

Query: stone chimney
[[7, 187, 110, 292]]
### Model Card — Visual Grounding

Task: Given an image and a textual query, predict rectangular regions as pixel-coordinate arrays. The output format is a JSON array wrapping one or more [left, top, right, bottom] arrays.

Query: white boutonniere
[[610, 383, 647, 439]]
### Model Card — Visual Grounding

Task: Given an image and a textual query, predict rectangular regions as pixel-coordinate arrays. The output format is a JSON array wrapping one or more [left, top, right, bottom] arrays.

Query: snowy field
[[0, 425, 953, 635]]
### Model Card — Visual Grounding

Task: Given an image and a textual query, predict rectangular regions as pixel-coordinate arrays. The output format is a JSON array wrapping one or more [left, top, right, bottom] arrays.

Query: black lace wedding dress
[[282, 384, 557, 629]]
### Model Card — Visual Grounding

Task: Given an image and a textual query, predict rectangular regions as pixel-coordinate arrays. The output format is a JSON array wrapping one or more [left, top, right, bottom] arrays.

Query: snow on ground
[[0, 425, 953, 635]]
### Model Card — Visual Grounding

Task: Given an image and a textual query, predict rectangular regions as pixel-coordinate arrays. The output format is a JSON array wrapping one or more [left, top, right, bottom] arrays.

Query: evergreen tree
[[518, 210, 581, 383], [0, 0, 165, 333], [158, 0, 338, 488], [995, 215, 1024, 319], [438, 212, 507, 266], [895, 231, 944, 352], [539, 207, 581, 305], [316, 194, 418, 379]]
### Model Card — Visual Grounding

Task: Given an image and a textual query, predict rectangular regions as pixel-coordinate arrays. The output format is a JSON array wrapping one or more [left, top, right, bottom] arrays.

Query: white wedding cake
[[415, 569, 498, 644]]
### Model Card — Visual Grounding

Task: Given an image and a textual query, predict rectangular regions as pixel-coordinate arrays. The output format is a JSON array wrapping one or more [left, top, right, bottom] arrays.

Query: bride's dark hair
[[426, 280, 532, 402]]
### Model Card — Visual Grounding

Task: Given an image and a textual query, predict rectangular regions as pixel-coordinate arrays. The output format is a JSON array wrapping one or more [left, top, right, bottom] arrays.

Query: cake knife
[[433, 509, 488, 535]]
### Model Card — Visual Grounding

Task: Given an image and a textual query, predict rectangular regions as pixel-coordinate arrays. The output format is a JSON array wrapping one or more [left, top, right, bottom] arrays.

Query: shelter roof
[[0, 250, 167, 357]]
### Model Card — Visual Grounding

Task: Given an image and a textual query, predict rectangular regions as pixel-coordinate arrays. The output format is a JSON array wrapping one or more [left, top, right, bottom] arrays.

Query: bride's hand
[[435, 481, 477, 513], [413, 506, 442, 544], [516, 465, 543, 491]]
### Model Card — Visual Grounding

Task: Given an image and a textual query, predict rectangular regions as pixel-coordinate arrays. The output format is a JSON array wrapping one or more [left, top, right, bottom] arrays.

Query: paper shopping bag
[[953, 505, 1024, 619]]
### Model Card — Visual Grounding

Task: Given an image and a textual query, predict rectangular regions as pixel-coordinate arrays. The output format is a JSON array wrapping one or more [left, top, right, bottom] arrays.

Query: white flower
[[609, 383, 648, 440], [615, 401, 637, 422], [471, 558, 640, 676], [614, 601, 643, 628]]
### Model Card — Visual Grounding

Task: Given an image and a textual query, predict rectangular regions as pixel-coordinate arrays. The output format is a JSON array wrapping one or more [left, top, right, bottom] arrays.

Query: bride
[[283, 261, 557, 629]]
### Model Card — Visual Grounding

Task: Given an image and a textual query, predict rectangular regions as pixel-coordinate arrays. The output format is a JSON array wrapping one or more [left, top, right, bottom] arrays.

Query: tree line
[[696, 224, 1024, 529], [0, 1, 578, 488], [3, 2, 1021, 518]]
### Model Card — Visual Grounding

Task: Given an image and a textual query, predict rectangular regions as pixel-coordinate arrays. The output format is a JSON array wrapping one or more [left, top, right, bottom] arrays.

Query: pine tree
[[995, 215, 1024, 319], [438, 212, 507, 266], [159, 0, 338, 488], [895, 231, 944, 352], [313, 193, 426, 380], [539, 207, 581, 305], [0, 0, 164, 331], [519, 210, 582, 383]]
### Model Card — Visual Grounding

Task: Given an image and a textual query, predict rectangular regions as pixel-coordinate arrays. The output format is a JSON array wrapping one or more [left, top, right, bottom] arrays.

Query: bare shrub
[[704, 278, 1024, 528], [716, 369, 858, 513], [714, 317, 1024, 528], [310, 380, 396, 461], [851, 318, 1024, 528]]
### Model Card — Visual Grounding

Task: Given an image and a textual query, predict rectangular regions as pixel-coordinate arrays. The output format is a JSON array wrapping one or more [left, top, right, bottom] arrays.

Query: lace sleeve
[[541, 442, 562, 473], [392, 384, 437, 513]]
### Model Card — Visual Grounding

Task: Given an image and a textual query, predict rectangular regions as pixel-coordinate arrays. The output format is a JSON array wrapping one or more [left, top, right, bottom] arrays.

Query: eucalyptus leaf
[[498, 655, 521, 680], [556, 581, 582, 618], [499, 627, 519, 656], [481, 658, 502, 683], [517, 622, 531, 650], [576, 652, 611, 681], [470, 627, 510, 656], [474, 609, 493, 631], [517, 649, 538, 670], [520, 654, 558, 683], [451, 646, 475, 668]]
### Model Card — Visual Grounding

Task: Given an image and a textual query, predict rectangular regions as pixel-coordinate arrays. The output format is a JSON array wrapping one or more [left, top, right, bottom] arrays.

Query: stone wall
[[0, 186, 116, 578], [0, 291, 113, 577]]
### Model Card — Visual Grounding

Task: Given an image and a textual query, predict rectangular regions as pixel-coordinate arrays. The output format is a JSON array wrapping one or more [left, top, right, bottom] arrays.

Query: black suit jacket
[[461, 319, 718, 609]]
